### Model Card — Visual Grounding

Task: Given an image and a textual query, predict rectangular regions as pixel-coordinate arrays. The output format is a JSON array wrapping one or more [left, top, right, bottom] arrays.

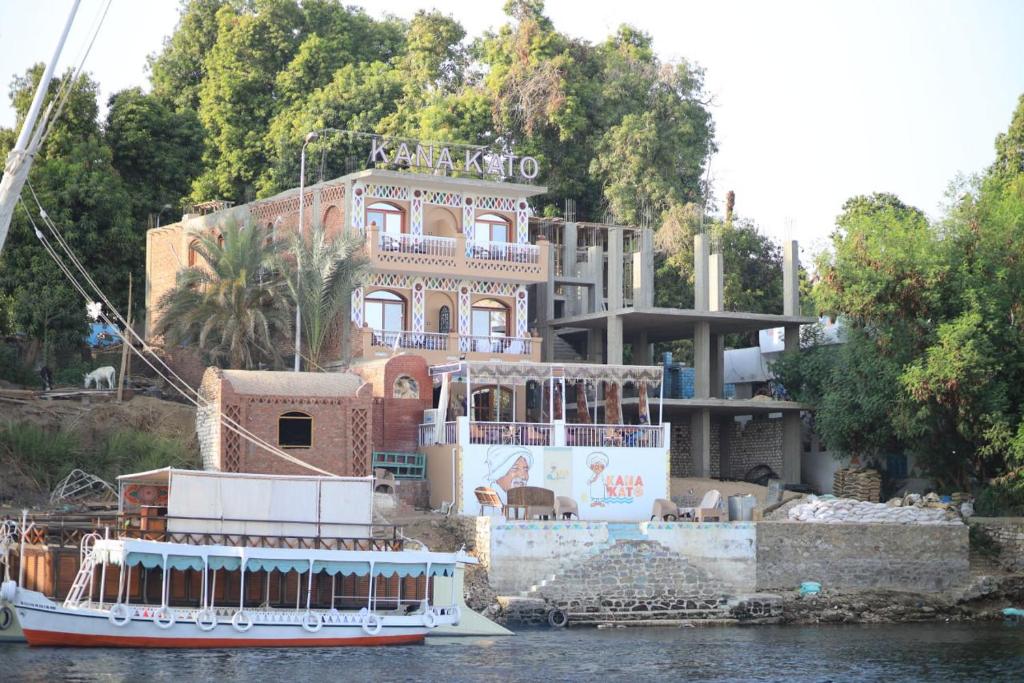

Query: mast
[[0, 0, 81, 256]]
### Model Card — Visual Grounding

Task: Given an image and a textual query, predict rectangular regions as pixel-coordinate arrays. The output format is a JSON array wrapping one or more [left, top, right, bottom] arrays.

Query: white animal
[[83, 366, 116, 390]]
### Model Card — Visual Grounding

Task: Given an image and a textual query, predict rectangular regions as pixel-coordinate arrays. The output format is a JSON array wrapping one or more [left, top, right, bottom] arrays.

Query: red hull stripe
[[23, 628, 424, 649]]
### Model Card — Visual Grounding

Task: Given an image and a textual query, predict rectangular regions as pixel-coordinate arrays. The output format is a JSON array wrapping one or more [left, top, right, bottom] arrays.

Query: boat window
[[279, 411, 312, 448]]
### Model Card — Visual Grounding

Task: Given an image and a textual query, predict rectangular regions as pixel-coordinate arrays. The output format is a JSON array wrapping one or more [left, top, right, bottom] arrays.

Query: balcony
[[419, 417, 667, 449], [365, 226, 549, 283], [357, 328, 541, 363]]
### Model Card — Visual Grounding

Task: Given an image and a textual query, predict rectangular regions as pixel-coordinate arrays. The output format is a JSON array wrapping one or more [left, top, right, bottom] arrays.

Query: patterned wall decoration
[[425, 190, 462, 207], [458, 282, 472, 352], [351, 286, 364, 325], [515, 286, 529, 337], [349, 407, 370, 476], [351, 183, 365, 231], [223, 404, 241, 472], [410, 189, 424, 235], [367, 273, 518, 297], [366, 184, 411, 201], [462, 196, 476, 256], [411, 278, 425, 333], [516, 200, 530, 244], [321, 183, 346, 204], [477, 195, 517, 212]]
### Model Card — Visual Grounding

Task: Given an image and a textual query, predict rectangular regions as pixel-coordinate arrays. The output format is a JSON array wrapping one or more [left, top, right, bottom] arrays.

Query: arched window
[[475, 213, 509, 243], [438, 305, 451, 334], [472, 298, 507, 339], [364, 290, 405, 332], [278, 411, 312, 448], [367, 202, 404, 235], [187, 240, 200, 267]]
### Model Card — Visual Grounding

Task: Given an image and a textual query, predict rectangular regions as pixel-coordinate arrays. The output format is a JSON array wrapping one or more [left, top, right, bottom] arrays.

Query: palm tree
[[156, 221, 292, 369], [286, 224, 368, 370]]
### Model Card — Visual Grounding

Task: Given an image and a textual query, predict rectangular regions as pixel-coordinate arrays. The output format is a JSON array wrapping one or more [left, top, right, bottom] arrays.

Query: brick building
[[197, 368, 372, 476]]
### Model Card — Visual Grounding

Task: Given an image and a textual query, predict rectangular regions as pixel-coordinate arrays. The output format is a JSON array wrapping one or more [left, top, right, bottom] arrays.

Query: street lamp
[[155, 204, 173, 228], [294, 130, 319, 372]]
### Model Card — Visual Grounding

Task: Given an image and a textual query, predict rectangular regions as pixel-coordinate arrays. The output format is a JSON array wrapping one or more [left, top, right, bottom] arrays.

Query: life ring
[[451, 606, 462, 626], [361, 612, 382, 636], [422, 610, 437, 629], [0, 580, 16, 603], [0, 605, 14, 630], [195, 608, 218, 632], [108, 603, 131, 627], [547, 608, 568, 629], [231, 610, 253, 633], [301, 611, 323, 633], [153, 606, 176, 630]]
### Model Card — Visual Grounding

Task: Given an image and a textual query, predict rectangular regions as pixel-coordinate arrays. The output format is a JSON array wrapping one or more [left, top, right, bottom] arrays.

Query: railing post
[[455, 233, 468, 270], [662, 422, 670, 449], [457, 416, 470, 444], [554, 419, 566, 447]]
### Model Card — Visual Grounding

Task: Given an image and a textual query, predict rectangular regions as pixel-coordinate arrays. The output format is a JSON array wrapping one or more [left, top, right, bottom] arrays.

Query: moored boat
[[2, 536, 469, 648]]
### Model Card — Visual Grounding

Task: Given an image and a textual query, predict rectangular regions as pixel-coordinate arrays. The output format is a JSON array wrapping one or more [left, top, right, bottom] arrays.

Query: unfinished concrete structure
[[534, 221, 815, 483]]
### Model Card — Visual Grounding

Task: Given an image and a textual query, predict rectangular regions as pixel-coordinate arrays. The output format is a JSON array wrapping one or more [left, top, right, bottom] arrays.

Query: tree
[[155, 221, 292, 369], [0, 68, 137, 364], [285, 224, 368, 369], [148, 0, 231, 111], [105, 88, 204, 226]]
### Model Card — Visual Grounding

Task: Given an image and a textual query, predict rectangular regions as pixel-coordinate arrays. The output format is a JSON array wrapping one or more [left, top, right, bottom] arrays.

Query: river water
[[2, 623, 1022, 682]]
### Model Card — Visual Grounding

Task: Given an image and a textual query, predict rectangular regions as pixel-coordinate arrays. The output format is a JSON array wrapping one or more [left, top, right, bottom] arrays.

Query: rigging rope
[[19, 194, 338, 477]]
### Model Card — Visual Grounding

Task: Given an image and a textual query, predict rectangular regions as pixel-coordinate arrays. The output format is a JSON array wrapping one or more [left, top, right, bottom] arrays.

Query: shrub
[[975, 468, 1024, 517], [0, 421, 83, 492], [0, 344, 37, 386], [93, 428, 200, 480]]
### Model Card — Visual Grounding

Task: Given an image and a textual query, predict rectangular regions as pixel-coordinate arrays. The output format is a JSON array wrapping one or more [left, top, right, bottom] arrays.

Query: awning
[[245, 558, 311, 574], [431, 360, 662, 386], [124, 552, 204, 571], [373, 562, 455, 578], [313, 560, 371, 576]]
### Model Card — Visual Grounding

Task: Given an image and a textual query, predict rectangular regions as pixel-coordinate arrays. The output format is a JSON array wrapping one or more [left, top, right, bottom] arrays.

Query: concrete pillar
[[586, 245, 603, 313], [709, 251, 724, 312], [709, 333, 724, 398], [783, 412, 802, 485], [783, 240, 800, 316], [607, 226, 623, 311], [784, 325, 799, 353], [694, 233, 709, 311], [563, 221, 577, 278], [718, 419, 733, 479], [587, 327, 604, 365], [538, 245, 557, 361], [632, 228, 654, 308], [693, 321, 711, 399], [691, 409, 712, 478], [607, 314, 623, 365], [633, 331, 650, 364]]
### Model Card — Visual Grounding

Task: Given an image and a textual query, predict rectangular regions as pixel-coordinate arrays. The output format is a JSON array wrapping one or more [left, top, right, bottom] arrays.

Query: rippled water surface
[[3, 623, 1023, 682]]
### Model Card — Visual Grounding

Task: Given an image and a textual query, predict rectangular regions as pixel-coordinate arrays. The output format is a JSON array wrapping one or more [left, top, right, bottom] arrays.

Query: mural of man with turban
[[586, 451, 609, 507], [485, 445, 534, 504]]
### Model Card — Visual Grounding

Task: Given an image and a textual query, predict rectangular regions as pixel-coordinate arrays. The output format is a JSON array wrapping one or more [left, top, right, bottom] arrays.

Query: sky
[[1, 0, 1023, 257]]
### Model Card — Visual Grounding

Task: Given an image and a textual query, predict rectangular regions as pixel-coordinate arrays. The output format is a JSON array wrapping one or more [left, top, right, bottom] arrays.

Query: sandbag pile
[[787, 495, 962, 525], [832, 468, 882, 502]]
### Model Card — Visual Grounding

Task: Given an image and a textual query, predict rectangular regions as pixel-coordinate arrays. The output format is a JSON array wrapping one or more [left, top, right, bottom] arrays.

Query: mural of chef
[[585, 451, 609, 507], [485, 445, 534, 504]]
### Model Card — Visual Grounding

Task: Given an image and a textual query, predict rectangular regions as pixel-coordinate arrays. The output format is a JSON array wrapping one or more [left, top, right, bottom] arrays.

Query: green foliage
[[0, 421, 199, 495], [156, 220, 292, 369], [0, 421, 83, 492], [285, 224, 368, 369], [975, 468, 1024, 517], [0, 344, 37, 386]]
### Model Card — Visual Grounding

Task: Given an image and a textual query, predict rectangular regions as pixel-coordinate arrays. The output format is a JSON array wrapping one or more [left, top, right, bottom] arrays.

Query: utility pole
[[117, 274, 132, 402], [0, 0, 80, 256], [294, 131, 319, 371]]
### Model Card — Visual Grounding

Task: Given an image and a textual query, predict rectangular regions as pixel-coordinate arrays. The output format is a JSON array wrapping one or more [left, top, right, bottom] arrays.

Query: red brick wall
[[352, 355, 431, 454]]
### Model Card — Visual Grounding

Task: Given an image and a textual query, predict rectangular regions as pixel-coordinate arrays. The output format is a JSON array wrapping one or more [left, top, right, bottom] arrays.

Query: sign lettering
[[367, 136, 541, 180]]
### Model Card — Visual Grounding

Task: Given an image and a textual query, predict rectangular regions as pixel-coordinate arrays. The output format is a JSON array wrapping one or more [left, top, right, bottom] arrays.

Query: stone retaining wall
[[756, 521, 969, 592], [970, 518, 1024, 572]]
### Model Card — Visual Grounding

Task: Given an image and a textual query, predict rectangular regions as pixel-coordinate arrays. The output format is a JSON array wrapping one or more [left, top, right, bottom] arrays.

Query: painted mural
[[462, 444, 667, 521]]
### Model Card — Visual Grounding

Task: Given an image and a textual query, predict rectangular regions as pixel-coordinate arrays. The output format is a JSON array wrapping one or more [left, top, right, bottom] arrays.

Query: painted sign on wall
[[461, 443, 668, 522]]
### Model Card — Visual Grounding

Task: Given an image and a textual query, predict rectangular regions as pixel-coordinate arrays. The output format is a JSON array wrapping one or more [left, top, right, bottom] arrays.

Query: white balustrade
[[463, 335, 532, 355], [370, 329, 449, 351], [378, 232, 456, 258], [467, 240, 539, 264], [467, 421, 552, 446], [419, 421, 457, 446], [564, 423, 663, 448]]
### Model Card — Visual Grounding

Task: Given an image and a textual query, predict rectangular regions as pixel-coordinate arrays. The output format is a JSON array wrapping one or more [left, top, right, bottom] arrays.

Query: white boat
[[2, 535, 470, 648]]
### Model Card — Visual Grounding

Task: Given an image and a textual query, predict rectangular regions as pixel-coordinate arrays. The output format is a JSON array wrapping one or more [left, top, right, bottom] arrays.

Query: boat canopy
[[93, 538, 465, 577]]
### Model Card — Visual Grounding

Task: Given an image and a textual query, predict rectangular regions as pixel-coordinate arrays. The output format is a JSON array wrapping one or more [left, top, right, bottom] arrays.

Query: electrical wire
[[19, 195, 338, 477]]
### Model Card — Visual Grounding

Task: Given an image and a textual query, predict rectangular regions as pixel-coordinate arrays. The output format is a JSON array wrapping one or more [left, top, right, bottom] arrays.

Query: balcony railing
[[467, 241, 540, 264], [418, 419, 668, 449], [467, 421, 552, 446], [565, 423, 664, 448], [419, 421, 457, 446], [378, 232, 456, 259], [461, 335, 533, 355], [369, 329, 449, 351]]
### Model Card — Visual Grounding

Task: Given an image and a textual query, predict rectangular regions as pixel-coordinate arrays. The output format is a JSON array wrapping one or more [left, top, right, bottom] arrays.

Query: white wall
[[645, 521, 757, 591]]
